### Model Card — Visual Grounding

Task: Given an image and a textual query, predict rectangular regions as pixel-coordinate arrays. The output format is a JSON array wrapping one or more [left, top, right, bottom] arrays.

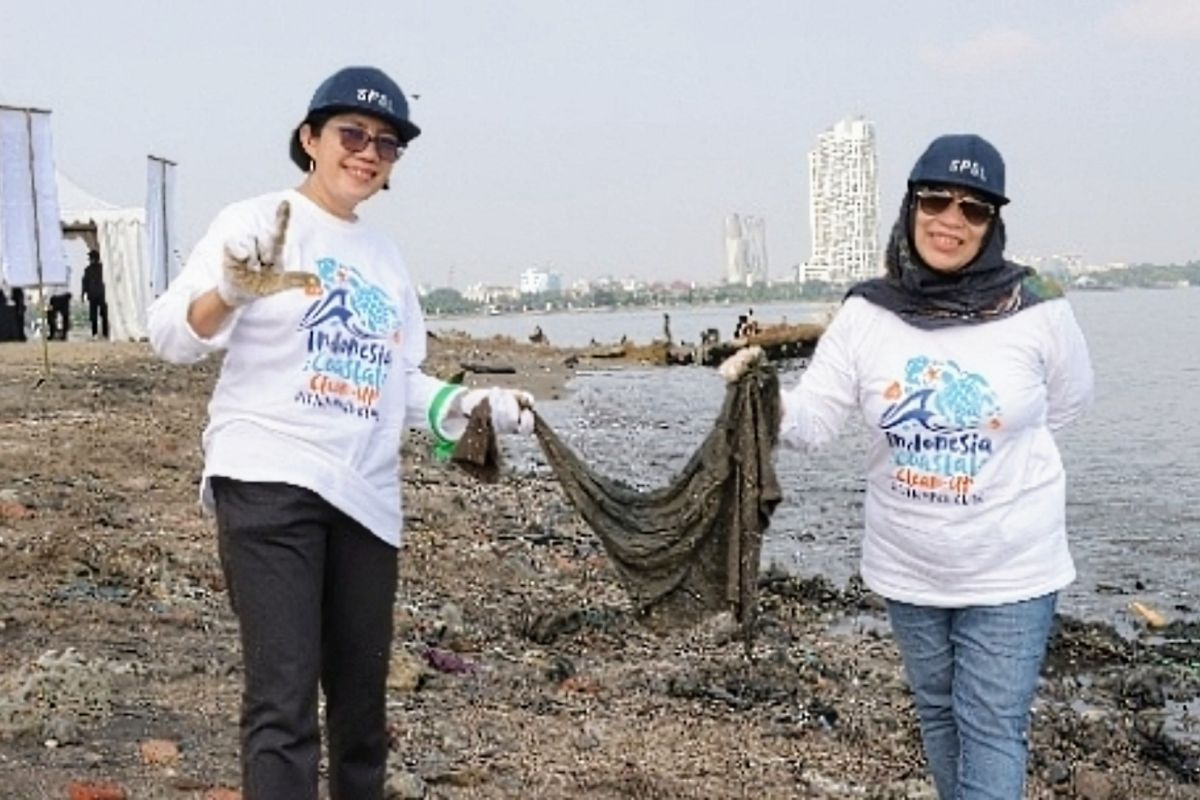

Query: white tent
[[56, 171, 149, 341]]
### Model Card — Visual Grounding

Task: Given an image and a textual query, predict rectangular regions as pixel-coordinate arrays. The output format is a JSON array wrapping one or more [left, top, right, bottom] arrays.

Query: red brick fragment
[[67, 781, 127, 800], [202, 789, 242, 800], [0, 501, 31, 519]]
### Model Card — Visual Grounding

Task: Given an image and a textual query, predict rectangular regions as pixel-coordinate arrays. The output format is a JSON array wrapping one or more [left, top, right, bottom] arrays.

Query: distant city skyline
[[1, 2, 1197, 286]]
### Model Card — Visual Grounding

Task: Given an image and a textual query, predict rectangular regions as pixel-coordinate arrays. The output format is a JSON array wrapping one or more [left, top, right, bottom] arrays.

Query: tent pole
[[148, 154, 177, 293], [160, 160, 167, 287], [24, 110, 51, 377]]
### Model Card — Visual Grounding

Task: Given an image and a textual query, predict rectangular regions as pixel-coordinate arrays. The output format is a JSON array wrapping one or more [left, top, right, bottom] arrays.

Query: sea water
[[447, 288, 1200, 624]]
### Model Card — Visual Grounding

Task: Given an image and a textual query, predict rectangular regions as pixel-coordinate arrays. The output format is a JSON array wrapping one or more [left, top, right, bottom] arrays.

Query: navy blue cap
[[290, 66, 421, 171], [908, 134, 1008, 205]]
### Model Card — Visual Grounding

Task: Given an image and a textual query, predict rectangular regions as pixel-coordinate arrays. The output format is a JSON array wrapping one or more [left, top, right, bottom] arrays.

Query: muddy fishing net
[[452, 353, 783, 642]]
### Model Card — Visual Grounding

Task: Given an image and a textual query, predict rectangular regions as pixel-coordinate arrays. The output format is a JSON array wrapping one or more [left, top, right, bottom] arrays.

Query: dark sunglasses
[[914, 188, 995, 226], [336, 126, 405, 163]]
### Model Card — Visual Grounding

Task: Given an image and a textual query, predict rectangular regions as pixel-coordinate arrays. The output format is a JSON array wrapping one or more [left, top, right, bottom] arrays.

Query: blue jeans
[[886, 593, 1057, 800]]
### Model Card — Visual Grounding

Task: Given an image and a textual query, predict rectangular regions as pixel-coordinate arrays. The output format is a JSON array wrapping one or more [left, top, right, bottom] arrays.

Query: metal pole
[[148, 154, 177, 292], [24, 110, 51, 376], [160, 160, 168, 287]]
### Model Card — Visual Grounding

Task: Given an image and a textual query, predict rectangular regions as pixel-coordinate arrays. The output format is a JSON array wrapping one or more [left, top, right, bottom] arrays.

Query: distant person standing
[[82, 249, 110, 339], [0, 288, 11, 342], [11, 288, 27, 341], [733, 313, 748, 339], [744, 307, 760, 336]]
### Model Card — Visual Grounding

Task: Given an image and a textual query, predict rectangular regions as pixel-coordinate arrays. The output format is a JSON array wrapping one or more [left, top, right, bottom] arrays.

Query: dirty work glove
[[217, 200, 319, 307], [457, 387, 535, 435], [718, 346, 765, 383]]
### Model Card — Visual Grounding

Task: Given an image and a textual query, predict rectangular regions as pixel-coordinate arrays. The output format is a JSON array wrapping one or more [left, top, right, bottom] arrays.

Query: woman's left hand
[[718, 346, 765, 383]]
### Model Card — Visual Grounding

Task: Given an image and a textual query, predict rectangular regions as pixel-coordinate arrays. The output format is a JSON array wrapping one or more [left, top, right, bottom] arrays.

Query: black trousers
[[211, 478, 398, 800], [0, 305, 19, 341], [89, 297, 109, 338], [46, 296, 70, 340]]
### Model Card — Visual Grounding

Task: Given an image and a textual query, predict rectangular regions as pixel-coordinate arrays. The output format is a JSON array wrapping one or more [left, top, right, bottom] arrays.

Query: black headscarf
[[846, 189, 1060, 329]]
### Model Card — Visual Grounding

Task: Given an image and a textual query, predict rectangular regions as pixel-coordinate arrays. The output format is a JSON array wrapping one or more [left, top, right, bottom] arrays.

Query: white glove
[[457, 387, 535, 435], [217, 200, 317, 307], [717, 346, 765, 383]]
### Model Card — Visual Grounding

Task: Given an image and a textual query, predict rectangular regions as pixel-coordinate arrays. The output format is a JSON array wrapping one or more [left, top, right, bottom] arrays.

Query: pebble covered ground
[[0, 338, 1197, 799]]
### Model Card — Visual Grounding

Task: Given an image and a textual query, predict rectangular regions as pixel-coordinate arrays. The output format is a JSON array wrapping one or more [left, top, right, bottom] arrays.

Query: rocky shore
[[0, 337, 1197, 799]]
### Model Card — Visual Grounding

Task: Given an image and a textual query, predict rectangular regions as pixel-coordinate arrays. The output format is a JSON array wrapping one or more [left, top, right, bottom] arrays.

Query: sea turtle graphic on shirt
[[881, 356, 1000, 433], [299, 258, 399, 340]]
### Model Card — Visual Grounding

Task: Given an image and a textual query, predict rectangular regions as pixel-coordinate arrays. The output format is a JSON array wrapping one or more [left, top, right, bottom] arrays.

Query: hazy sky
[[3, 1, 1197, 287]]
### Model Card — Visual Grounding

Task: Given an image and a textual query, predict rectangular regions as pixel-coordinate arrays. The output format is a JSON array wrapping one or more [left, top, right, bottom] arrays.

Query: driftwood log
[[459, 362, 517, 374]]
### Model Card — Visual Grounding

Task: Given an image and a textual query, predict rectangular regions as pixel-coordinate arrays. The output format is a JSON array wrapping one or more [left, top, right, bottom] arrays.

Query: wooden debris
[[1129, 601, 1168, 629], [699, 322, 823, 367], [459, 362, 517, 374]]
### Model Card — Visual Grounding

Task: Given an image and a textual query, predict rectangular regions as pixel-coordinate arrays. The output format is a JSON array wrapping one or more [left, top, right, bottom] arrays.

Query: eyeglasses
[[336, 126, 405, 163], [914, 188, 995, 226]]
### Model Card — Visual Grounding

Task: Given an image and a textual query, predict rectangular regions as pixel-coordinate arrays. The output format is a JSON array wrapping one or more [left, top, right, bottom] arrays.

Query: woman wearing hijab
[[148, 66, 534, 800], [777, 134, 1094, 798]]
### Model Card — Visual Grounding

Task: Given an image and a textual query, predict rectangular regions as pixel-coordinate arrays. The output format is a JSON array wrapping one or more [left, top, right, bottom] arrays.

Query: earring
[[308, 158, 315, 173]]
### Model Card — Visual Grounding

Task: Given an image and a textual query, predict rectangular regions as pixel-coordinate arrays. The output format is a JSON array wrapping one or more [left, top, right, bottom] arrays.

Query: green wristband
[[432, 437, 457, 462], [428, 383, 464, 461]]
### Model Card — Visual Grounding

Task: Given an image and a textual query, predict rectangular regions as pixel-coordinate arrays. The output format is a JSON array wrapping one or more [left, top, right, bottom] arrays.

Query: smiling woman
[[143, 65, 538, 800], [770, 133, 1095, 799], [287, 68, 418, 219], [296, 111, 402, 217], [911, 186, 996, 273]]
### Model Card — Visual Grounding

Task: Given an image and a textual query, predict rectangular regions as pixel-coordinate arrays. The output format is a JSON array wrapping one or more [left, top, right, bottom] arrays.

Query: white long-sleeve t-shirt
[[780, 295, 1094, 606], [148, 189, 452, 548]]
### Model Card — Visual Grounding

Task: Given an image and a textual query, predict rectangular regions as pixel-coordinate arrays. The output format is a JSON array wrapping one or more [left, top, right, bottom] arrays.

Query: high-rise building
[[723, 214, 747, 284], [743, 216, 768, 286], [518, 267, 562, 294], [802, 116, 880, 284], [723, 213, 768, 286]]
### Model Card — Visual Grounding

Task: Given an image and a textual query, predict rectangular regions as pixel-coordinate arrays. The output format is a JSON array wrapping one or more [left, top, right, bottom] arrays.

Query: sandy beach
[[1, 337, 1197, 799]]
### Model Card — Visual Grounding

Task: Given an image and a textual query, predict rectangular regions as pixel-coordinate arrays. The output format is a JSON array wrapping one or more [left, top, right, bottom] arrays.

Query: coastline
[[0, 339, 1197, 798]]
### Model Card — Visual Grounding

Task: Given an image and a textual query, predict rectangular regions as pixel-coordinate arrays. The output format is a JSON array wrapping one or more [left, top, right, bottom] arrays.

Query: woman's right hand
[[217, 200, 317, 307]]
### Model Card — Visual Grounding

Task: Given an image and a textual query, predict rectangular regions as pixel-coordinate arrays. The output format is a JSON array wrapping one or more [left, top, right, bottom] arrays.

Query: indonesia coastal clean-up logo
[[879, 356, 1001, 505], [293, 258, 404, 420]]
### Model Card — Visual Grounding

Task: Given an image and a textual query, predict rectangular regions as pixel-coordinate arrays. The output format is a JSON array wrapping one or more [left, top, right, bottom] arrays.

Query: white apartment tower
[[518, 267, 562, 294], [723, 213, 768, 286], [804, 116, 880, 284], [724, 214, 747, 284]]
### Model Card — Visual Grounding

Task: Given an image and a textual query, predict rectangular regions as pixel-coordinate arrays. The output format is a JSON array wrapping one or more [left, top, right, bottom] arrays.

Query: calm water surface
[[453, 290, 1199, 625], [428, 301, 834, 347]]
